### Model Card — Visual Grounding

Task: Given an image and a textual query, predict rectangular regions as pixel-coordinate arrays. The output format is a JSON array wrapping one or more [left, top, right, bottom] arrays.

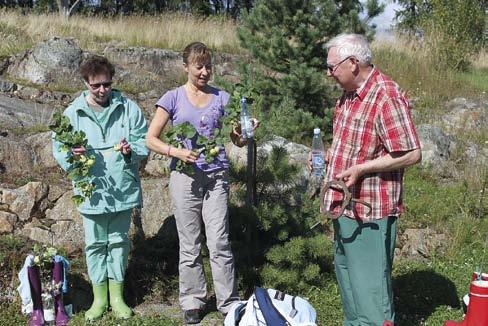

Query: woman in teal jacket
[[52, 55, 148, 321]]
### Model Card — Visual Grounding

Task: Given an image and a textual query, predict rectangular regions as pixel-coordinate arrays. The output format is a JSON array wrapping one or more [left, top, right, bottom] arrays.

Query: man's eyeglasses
[[326, 56, 353, 74], [88, 81, 113, 89]]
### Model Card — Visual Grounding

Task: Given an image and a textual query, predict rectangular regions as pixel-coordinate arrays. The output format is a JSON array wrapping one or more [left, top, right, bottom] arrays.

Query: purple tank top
[[156, 86, 231, 172]]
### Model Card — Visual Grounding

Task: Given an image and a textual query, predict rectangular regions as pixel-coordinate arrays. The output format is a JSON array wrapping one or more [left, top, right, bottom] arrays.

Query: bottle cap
[[313, 128, 320, 135], [240, 97, 247, 103]]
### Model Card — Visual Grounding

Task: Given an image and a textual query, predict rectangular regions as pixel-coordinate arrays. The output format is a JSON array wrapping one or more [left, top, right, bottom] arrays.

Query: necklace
[[185, 83, 208, 96]]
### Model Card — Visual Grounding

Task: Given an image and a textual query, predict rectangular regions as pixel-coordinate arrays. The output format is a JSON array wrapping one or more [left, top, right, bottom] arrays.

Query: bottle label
[[240, 116, 254, 139], [312, 153, 325, 176], [312, 154, 324, 167], [245, 119, 254, 138]]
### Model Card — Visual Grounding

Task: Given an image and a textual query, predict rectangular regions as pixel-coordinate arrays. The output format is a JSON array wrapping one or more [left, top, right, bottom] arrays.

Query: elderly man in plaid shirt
[[321, 33, 422, 325]]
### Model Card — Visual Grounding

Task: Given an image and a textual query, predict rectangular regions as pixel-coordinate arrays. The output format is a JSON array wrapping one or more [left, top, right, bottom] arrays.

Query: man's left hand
[[335, 164, 364, 187]]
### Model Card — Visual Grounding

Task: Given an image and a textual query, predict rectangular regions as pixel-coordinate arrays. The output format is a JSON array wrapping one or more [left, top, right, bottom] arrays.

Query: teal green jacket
[[52, 90, 149, 214]]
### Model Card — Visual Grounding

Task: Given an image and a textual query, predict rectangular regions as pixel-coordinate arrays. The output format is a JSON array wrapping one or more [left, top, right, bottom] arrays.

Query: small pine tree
[[235, 0, 383, 142], [229, 146, 330, 294], [262, 234, 333, 293]]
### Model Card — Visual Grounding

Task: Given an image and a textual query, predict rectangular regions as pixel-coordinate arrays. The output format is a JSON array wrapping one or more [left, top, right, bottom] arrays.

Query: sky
[[368, 1, 402, 39], [371, 2, 402, 29]]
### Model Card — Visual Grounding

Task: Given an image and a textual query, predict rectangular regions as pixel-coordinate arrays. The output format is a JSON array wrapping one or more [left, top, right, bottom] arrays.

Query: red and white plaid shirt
[[323, 67, 420, 220]]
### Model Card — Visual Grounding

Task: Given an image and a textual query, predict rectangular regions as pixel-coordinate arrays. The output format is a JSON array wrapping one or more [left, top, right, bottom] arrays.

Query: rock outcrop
[[0, 137, 35, 175], [26, 131, 59, 169], [7, 37, 83, 85], [442, 97, 488, 134], [396, 228, 447, 259], [417, 124, 456, 177]]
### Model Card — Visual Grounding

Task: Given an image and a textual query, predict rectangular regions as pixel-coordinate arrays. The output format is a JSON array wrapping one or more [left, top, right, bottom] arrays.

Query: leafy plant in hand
[[165, 84, 260, 173], [164, 121, 199, 173], [49, 112, 96, 205]]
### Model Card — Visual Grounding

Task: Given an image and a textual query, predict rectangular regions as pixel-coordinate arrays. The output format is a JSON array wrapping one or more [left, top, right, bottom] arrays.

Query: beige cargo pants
[[169, 169, 239, 314]]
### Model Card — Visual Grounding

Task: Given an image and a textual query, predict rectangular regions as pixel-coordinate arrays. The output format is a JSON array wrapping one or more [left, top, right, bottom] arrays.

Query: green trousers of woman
[[81, 209, 132, 284]]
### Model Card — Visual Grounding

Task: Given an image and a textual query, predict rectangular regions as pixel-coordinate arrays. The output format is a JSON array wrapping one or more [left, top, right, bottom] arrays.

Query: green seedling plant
[[32, 243, 57, 267], [166, 84, 260, 174], [49, 112, 96, 205]]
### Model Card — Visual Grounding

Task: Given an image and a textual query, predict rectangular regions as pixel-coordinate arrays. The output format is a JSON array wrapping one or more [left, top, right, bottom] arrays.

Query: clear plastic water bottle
[[240, 97, 254, 139], [311, 128, 325, 176]]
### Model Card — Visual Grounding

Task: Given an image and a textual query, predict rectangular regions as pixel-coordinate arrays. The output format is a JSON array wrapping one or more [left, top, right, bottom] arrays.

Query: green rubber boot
[[109, 279, 133, 319], [85, 281, 108, 321]]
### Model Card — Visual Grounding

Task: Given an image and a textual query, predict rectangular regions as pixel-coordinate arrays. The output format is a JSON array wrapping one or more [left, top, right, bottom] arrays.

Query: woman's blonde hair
[[182, 42, 212, 65]]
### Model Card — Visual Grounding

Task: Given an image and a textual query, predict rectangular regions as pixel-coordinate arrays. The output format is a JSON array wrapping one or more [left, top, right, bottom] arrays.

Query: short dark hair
[[182, 42, 212, 65], [79, 55, 115, 81]]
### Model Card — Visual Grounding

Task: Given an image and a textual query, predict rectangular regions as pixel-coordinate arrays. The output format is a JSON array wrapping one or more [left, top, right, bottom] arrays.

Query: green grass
[[403, 166, 488, 251], [457, 67, 488, 93], [0, 302, 29, 325], [5, 73, 82, 95], [9, 124, 51, 136], [67, 312, 180, 325], [374, 46, 488, 151], [402, 167, 465, 227], [117, 81, 153, 96]]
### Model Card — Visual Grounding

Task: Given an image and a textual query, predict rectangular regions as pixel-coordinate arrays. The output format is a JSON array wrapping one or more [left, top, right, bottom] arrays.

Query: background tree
[[0, 0, 15, 7], [28, 0, 85, 15], [393, 0, 487, 71], [56, 0, 81, 17], [0, 0, 256, 16], [32, 0, 55, 12], [234, 0, 383, 143], [215, 0, 254, 17], [0, 0, 33, 8]]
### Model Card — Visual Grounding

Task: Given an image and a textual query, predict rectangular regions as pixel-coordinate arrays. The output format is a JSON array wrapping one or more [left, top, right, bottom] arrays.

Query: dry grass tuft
[[372, 34, 487, 121], [472, 48, 488, 69], [0, 10, 239, 57]]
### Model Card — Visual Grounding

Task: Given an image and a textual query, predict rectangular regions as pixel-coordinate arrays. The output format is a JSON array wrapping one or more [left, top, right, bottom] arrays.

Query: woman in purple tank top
[[146, 42, 258, 324]]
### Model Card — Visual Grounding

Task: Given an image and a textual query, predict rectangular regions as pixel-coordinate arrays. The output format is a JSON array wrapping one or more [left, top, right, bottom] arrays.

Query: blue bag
[[224, 287, 317, 326]]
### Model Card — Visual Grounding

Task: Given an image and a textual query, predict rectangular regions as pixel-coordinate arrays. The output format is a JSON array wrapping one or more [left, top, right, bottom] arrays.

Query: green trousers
[[81, 209, 132, 284], [333, 215, 397, 326]]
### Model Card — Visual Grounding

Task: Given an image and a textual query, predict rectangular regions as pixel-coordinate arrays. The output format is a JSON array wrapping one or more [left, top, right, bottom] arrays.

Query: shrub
[[229, 146, 332, 294]]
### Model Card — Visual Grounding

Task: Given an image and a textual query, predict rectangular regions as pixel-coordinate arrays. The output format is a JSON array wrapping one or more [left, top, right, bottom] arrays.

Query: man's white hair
[[325, 33, 372, 65]]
